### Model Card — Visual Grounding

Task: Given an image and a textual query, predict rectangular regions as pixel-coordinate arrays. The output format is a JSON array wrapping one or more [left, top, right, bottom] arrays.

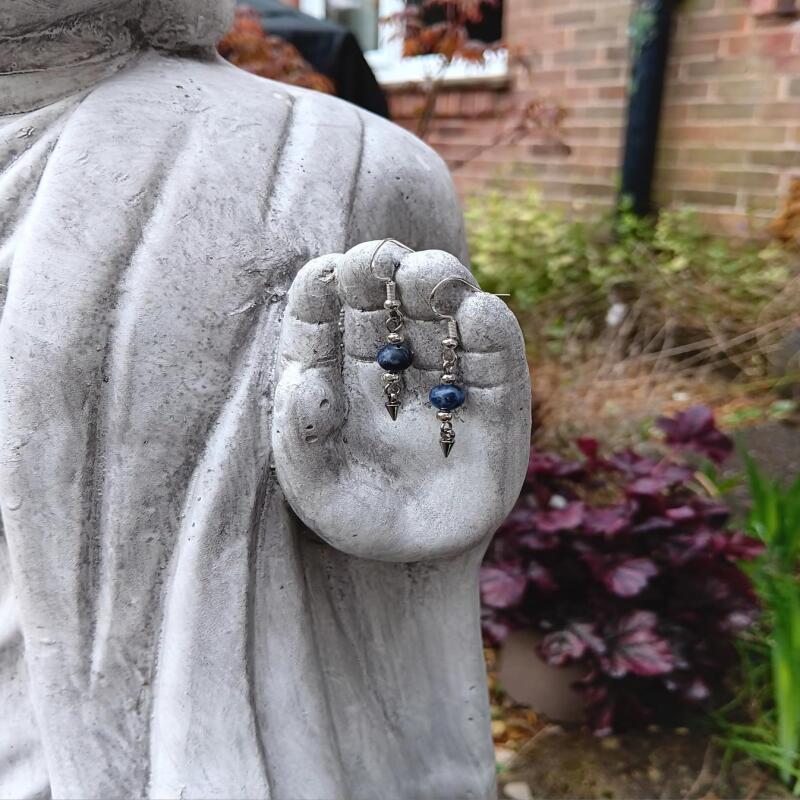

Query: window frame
[[298, 0, 509, 87]]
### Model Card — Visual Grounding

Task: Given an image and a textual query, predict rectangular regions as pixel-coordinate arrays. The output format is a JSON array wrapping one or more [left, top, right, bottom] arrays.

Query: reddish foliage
[[218, 6, 335, 94], [395, 0, 501, 62], [481, 406, 762, 735], [656, 405, 734, 465]]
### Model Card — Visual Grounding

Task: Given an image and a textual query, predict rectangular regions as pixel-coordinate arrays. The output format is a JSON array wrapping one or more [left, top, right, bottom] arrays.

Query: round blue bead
[[429, 383, 466, 410], [377, 343, 413, 371]]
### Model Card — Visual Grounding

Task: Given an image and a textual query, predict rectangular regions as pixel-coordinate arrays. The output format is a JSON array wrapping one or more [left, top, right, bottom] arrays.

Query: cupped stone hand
[[272, 241, 532, 562]]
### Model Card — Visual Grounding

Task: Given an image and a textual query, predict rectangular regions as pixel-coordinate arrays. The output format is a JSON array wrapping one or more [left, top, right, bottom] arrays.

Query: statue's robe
[[0, 51, 493, 799]]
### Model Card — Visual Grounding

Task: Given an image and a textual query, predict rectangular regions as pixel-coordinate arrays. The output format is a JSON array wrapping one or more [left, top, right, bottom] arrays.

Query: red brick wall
[[387, 0, 800, 234]]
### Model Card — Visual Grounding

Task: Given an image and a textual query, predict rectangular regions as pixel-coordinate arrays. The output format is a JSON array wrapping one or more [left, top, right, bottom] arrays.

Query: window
[[297, 0, 508, 87]]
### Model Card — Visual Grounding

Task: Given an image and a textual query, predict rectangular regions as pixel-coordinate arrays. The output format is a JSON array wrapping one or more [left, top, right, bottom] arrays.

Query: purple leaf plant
[[481, 406, 761, 735]]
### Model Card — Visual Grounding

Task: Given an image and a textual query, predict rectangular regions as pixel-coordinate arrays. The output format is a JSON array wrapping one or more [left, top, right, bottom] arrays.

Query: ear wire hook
[[429, 275, 509, 320], [369, 238, 414, 282], [427, 275, 480, 458], [428, 276, 510, 457], [429, 276, 481, 331], [369, 238, 415, 420]]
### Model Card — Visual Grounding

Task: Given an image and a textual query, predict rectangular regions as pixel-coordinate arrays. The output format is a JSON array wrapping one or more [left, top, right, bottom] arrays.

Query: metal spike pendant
[[385, 401, 400, 421], [440, 438, 454, 458]]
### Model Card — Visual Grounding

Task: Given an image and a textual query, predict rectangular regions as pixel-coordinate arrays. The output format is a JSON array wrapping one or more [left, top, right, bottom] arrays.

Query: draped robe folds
[[0, 51, 495, 799]]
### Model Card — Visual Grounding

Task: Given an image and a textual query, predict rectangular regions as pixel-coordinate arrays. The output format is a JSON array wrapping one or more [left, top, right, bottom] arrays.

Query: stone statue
[[0, 2, 531, 797]]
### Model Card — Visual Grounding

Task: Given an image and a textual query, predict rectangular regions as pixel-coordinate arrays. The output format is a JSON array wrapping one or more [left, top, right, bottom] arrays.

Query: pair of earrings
[[370, 239, 476, 459]]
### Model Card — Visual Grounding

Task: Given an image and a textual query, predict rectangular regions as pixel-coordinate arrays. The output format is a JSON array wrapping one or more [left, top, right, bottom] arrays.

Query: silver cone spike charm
[[439, 434, 455, 458], [382, 372, 402, 420], [437, 412, 456, 458], [429, 317, 466, 458], [376, 276, 412, 421]]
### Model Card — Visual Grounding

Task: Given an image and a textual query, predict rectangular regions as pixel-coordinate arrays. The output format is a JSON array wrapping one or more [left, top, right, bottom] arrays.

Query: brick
[[573, 26, 621, 44], [655, 166, 717, 187], [681, 147, 747, 166], [553, 48, 598, 66], [570, 182, 616, 199], [531, 162, 616, 181], [688, 12, 747, 35], [552, 9, 596, 25], [715, 171, 781, 191], [686, 58, 763, 79], [569, 144, 622, 163], [688, 103, 756, 120], [562, 124, 624, 141], [572, 105, 626, 120], [787, 77, 800, 98], [669, 38, 721, 59], [656, 147, 682, 167], [597, 4, 635, 25], [660, 124, 787, 145], [654, 167, 780, 194], [674, 188, 739, 206], [750, 149, 800, 167], [774, 54, 800, 72], [663, 81, 709, 101], [761, 102, 800, 120], [744, 195, 781, 214], [575, 66, 624, 82], [558, 86, 595, 102], [598, 85, 629, 100], [512, 28, 566, 50], [725, 30, 794, 57], [605, 45, 629, 63], [717, 79, 779, 102], [519, 69, 568, 87]]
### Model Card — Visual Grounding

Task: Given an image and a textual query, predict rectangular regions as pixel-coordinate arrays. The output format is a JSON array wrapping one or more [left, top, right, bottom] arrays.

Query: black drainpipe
[[619, 0, 678, 216]]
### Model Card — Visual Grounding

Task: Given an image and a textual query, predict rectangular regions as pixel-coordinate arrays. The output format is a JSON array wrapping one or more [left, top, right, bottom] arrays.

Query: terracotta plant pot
[[498, 631, 587, 723]]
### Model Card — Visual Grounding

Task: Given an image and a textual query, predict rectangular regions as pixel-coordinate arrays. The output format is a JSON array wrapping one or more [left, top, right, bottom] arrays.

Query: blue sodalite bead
[[429, 383, 466, 411], [377, 343, 413, 371]]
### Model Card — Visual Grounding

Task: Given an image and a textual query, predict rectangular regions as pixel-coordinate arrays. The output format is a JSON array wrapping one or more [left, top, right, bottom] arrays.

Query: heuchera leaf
[[480, 611, 511, 646], [601, 557, 659, 597], [656, 405, 734, 464], [540, 628, 587, 665], [540, 623, 606, 666], [527, 560, 558, 593], [480, 408, 759, 735], [527, 451, 583, 481], [665, 505, 697, 522], [603, 611, 674, 677], [608, 450, 659, 477], [533, 501, 585, 532], [626, 476, 670, 496], [519, 530, 559, 550], [583, 504, 633, 536], [479, 565, 527, 609]]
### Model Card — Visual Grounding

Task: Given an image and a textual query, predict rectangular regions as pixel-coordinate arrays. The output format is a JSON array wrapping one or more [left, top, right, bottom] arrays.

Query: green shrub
[[466, 189, 798, 366]]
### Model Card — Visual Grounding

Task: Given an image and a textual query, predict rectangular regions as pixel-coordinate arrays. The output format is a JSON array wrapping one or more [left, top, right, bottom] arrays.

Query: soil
[[732, 423, 800, 482], [489, 422, 800, 800], [497, 726, 793, 800], [723, 422, 800, 516]]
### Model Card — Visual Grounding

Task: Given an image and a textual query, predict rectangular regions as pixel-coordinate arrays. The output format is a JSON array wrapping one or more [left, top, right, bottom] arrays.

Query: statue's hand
[[271, 241, 531, 561]]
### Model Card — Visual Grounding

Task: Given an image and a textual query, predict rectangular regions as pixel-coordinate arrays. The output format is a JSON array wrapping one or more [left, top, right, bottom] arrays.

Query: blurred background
[[219, 3, 800, 798]]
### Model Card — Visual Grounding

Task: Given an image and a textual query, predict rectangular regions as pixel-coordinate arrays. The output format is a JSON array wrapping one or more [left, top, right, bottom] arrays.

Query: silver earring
[[370, 239, 414, 420], [428, 276, 479, 457]]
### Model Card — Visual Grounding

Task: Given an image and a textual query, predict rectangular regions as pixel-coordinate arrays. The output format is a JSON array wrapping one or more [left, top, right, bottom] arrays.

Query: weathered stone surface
[[0, 2, 531, 798]]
